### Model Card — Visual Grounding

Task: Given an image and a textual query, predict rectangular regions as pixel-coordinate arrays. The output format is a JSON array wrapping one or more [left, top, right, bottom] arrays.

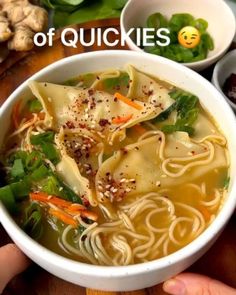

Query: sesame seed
[[156, 181, 161, 187], [120, 178, 127, 183]]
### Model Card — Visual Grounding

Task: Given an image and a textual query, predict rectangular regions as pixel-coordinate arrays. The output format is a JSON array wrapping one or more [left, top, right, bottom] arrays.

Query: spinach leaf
[[31, 132, 60, 165], [153, 89, 200, 135], [42, 174, 83, 204]]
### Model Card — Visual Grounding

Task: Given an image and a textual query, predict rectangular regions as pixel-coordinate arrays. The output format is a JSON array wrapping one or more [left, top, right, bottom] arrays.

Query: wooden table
[[0, 19, 236, 295]]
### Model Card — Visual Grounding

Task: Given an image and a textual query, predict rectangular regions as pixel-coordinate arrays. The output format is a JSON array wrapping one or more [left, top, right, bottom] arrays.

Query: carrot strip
[[81, 210, 98, 221], [30, 192, 72, 208], [112, 114, 133, 124], [12, 100, 21, 128], [49, 208, 77, 227], [66, 206, 98, 221], [198, 205, 211, 222], [114, 92, 143, 110], [68, 204, 86, 211], [132, 124, 147, 135]]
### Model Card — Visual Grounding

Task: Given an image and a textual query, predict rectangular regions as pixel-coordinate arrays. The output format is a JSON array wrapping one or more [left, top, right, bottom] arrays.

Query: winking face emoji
[[178, 26, 201, 49]]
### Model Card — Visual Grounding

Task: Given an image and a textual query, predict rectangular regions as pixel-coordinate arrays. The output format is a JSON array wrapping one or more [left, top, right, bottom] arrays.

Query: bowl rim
[[212, 49, 236, 111], [120, 0, 236, 67], [1, 50, 236, 278]]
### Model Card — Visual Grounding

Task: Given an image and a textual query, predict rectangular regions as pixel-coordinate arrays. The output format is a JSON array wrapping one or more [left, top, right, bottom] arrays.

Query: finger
[[163, 272, 236, 295], [0, 244, 30, 293]]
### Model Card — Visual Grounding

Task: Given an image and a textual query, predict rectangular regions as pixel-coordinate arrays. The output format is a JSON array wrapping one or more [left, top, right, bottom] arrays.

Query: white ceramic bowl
[[120, 0, 236, 71], [1, 51, 236, 291], [212, 49, 236, 111]]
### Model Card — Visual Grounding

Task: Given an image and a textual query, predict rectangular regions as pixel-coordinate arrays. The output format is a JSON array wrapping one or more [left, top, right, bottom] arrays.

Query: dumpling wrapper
[[126, 65, 174, 110], [95, 132, 227, 204], [55, 128, 98, 206], [29, 81, 166, 144]]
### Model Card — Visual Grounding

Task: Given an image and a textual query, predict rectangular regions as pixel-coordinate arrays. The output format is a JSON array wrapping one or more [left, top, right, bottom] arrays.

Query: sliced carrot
[[198, 205, 211, 222], [112, 114, 133, 124], [132, 124, 147, 135], [12, 100, 21, 128], [114, 92, 143, 110], [66, 208, 98, 221], [49, 208, 77, 227], [81, 210, 98, 221], [68, 204, 86, 211], [30, 192, 72, 208]]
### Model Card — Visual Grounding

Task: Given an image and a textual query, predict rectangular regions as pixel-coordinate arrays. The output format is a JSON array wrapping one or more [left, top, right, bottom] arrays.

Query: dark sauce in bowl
[[223, 73, 236, 104]]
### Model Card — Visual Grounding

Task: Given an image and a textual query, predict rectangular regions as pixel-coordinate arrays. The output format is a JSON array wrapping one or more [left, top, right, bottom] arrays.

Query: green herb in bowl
[[142, 13, 214, 63]]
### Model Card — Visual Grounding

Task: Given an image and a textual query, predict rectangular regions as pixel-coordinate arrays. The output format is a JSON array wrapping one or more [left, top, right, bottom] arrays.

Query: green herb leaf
[[147, 13, 168, 30], [22, 203, 43, 240], [0, 185, 17, 213], [153, 89, 199, 135], [10, 180, 30, 200], [162, 124, 195, 135], [30, 164, 49, 182], [223, 177, 230, 189], [27, 99, 43, 113], [31, 132, 60, 165], [31, 131, 55, 145], [11, 159, 25, 179]]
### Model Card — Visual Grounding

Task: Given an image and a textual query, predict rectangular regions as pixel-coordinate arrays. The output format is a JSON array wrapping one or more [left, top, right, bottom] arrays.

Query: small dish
[[120, 0, 236, 71], [212, 49, 236, 112]]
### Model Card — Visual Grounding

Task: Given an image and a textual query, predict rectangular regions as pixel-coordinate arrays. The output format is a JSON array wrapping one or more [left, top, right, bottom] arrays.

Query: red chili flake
[[191, 151, 195, 155], [120, 148, 128, 155], [82, 99, 89, 104], [65, 121, 75, 129], [99, 119, 109, 127], [88, 89, 94, 96], [114, 97, 118, 102], [79, 123, 86, 129], [148, 90, 153, 96]]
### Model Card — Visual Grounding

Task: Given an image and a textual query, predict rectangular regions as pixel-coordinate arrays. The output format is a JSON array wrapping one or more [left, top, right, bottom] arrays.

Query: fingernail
[[163, 278, 186, 295]]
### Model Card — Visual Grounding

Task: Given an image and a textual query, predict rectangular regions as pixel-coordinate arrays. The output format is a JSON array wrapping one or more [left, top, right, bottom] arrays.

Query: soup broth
[[0, 65, 229, 265]]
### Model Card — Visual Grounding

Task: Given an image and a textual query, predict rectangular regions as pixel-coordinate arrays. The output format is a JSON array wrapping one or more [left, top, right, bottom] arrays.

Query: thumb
[[0, 244, 30, 293], [163, 272, 236, 295]]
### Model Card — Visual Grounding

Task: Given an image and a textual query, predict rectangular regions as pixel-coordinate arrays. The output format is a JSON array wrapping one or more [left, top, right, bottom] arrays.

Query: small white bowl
[[212, 49, 236, 111], [121, 0, 236, 71], [1, 51, 236, 291]]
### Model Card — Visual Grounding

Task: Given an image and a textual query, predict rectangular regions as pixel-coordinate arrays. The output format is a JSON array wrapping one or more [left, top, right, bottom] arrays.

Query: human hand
[[0, 243, 30, 294], [163, 273, 236, 295]]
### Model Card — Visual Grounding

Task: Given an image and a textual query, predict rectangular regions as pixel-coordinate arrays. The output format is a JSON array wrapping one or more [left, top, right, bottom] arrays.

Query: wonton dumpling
[[29, 81, 165, 144], [126, 65, 174, 110], [95, 132, 227, 204], [55, 128, 98, 206]]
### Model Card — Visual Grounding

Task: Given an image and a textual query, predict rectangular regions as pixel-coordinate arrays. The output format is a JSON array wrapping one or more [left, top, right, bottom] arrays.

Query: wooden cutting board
[[0, 18, 236, 295]]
